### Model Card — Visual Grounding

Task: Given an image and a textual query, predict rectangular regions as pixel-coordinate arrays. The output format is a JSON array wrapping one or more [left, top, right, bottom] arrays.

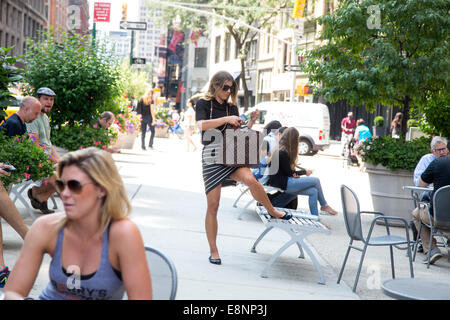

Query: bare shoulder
[[109, 218, 141, 240], [30, 212, 65, 234]]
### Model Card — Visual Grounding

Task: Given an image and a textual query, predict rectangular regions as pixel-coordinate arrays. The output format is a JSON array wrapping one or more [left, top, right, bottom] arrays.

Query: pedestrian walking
[[195, 71, 292, 265], [340, 112, 356, 157], [137, 89, 156, 150], [183, 98, 197, 152], [390, 112, 403, 138]]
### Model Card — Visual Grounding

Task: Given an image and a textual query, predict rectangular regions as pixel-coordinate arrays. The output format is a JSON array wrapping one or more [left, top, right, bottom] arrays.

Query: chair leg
[[353, 243, 368, 292], [337, 243, 352, 284], [427, 231, 433, 269], [389, 245, 395, 279], [413, 223, 422, 262]]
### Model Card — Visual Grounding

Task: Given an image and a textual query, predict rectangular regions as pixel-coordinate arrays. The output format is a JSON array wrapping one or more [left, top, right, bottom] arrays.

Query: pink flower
[[38, 163, 42, 168], [102, 145, 106, 149], [44, 180, 48, 186], [26, 166, 29, 171]]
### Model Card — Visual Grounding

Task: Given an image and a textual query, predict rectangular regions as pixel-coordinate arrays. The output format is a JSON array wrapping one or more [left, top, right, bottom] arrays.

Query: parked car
[[0, 95, 23, 125], [245, 101, 330, 155]]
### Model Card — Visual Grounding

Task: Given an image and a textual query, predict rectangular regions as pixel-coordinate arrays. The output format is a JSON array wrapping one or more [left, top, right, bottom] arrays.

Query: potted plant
[[0, 135, 54, 191], [154, 106, 174, 138], [372, 116, 385, 137], [356, 136, 431, 226], [114, 111, 141, 149]]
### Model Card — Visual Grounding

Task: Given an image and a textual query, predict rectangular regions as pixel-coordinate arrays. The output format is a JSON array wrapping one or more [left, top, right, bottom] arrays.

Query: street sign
[[94, 2, 111, 22], [120, 21, 147, 31], [132, 57, 146, 65], [284, 65, 302, 72]]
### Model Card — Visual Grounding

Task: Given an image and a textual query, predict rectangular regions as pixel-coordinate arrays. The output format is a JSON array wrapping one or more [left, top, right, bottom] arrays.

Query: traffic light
[[122, 3, 128, 21]]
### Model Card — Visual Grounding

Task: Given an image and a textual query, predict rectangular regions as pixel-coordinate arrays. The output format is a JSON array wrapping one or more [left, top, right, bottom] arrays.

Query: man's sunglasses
[[222, 85, 235, 93], [55, 179, 94, 194], [434, 147, 448, 153]]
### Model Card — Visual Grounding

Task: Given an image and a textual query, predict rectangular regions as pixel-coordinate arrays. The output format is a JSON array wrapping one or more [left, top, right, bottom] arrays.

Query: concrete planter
[[372, 126, 385, 137], [155, 126, 169, 138], [115, 132, 138, 149], [364, 162, 414, 227]]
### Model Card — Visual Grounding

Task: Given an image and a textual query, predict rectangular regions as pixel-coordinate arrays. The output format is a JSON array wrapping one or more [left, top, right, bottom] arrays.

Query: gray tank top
[[38, 224, 125, 300]]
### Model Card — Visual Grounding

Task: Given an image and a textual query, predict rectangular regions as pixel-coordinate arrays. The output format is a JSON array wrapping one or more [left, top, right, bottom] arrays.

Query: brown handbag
[[209, 101, 263, 168]]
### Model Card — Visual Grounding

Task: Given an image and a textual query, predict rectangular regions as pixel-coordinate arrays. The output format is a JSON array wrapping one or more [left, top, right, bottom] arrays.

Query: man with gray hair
[[414, 136, 449, 187], [411, 136, 448, 253], [0, 97, 41, 137]]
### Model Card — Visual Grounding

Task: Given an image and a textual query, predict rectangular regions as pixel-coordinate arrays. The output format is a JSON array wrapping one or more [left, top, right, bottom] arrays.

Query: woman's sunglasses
[[55, 179, 94, 194], [222, 84, 235, 93]]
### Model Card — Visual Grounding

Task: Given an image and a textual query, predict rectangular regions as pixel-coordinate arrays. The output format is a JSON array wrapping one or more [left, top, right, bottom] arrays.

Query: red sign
[[94, 2, 111, 23], [168, 30, 184, 52]]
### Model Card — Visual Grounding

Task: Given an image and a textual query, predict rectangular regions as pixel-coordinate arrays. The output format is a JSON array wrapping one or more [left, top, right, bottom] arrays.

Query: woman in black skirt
[[196, 71, 292, 265]]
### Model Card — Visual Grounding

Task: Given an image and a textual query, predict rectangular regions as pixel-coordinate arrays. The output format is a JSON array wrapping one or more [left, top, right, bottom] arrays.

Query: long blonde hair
[[56, 147, 131, 232], [142, 88, 154, 105], [204, 71, 238, 107]]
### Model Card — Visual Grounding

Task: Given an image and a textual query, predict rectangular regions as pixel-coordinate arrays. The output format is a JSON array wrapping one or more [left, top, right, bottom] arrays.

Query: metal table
[[382, 278, 450, 300], [403, 185, 433, 207]]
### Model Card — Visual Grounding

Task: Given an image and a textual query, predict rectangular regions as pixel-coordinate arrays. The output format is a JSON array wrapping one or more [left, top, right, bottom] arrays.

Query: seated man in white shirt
[[411, 136, 448, 252]]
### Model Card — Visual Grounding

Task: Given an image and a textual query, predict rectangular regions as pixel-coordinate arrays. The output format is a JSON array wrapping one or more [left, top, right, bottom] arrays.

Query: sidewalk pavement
[[2, 136, 449, 300]]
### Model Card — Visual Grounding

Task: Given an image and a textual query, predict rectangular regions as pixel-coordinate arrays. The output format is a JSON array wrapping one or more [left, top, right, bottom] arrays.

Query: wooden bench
[[251, 205, 331, 284]]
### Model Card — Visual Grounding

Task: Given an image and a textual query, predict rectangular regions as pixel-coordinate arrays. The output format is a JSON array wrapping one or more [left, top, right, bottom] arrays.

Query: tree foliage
[[301, 0, 449, 135], [0, 47, 23, 123], [22, 30, 126, 127]]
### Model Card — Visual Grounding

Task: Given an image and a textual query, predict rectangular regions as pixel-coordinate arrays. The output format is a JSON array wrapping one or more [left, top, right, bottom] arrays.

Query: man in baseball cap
[[26, 87, 59, 214]]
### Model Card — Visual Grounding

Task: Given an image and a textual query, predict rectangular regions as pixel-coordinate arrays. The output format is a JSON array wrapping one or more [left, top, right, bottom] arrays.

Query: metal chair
[[413, 185, 450, 268], [337, 185, 414, 292], [145, 246, 178, 300]]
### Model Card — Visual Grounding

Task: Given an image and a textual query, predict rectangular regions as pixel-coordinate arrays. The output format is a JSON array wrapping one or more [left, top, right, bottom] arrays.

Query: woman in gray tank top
[[3, 148, 152, 300]]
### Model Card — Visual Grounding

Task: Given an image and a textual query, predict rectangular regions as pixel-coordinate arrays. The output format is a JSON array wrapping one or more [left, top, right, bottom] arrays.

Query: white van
[[245, 102, 330, 155]]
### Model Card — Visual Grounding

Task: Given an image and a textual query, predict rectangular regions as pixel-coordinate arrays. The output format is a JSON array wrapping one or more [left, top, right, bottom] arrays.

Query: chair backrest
[[433, 185, 450, 230], [145, 246, 178, 300], [340, 185, 364, 241]]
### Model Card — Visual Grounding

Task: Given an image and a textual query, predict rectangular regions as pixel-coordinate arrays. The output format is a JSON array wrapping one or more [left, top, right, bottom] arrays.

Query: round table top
[[382, 278, 450, 300]]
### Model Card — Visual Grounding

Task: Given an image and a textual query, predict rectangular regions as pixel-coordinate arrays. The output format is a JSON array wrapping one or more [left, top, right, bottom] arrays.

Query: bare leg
[[205, 184, 222, 259], [0, 183, 28, 239], [31, 175, 57, 203], [229, 167, 286, 219], [0, 224, 5, 270]]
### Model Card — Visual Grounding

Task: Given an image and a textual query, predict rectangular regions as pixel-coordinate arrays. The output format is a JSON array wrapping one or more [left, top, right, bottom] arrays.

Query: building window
[[224, 33, 231, 61], [214, 35, 221, 63], [194, 47, 207, 68]]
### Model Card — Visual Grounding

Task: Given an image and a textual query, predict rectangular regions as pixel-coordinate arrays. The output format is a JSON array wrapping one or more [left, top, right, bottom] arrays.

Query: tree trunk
[[401, 96, 410, 138], [240, 56, 249, 111]]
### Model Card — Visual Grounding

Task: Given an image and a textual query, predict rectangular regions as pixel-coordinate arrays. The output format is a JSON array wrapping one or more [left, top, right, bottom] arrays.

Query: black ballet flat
[[280, 212, 293, 220], [209, 256, 222, 265]]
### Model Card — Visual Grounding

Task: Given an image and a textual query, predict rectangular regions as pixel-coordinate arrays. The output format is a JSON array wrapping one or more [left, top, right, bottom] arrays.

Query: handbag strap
[[210, 100, 229, 132]]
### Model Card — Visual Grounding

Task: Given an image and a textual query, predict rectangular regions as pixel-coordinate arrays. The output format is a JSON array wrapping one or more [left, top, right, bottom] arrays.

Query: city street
[[3, 133, 450, 300]]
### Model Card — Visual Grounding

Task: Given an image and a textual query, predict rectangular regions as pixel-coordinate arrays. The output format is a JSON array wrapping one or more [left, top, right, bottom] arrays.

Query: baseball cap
[[36, 87, 56, 97]]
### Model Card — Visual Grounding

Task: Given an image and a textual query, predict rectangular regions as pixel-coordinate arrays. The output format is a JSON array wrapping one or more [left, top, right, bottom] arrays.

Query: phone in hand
[[2, 162, 16, 172]]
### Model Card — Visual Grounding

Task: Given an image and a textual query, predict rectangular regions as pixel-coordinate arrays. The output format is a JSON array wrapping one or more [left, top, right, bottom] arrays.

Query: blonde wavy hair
[[142, 88, 154, 105], [56, 147, 131, 232], [204, 71, 238, 107]]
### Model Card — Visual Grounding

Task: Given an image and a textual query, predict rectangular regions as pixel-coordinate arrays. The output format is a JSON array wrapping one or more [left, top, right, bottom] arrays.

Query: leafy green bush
[[0, 134, 54, 188], [407, 119, 419, 128], [373, 116, 384, 127], [22, 30, 125, 127], [52, 122, 116, 152], [418, 92, 450, 138], [0, 47, 23, 123], [357, 136, 431, 171]]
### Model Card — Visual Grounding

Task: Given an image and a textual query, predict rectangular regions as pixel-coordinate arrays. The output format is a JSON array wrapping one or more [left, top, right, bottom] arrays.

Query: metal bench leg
[[261, 237, 298, 278], [298, 238, 326, 285], [233, 187, 249, 208], [251, 226, 274, 253]]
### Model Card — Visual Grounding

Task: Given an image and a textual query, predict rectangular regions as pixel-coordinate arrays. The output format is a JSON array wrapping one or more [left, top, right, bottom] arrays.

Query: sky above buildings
[[88, 0, 140, 32]]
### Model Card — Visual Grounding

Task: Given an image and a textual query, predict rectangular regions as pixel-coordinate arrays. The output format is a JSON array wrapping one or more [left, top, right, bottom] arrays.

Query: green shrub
[[22, 30, 125, 127], [407, 119, 419, 128], [0, 134, 54, 188], [357, 136, 431, 171], [52, 122, 117, 152], [0, 47, 23, 123], [373, 116, 384, 127]]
